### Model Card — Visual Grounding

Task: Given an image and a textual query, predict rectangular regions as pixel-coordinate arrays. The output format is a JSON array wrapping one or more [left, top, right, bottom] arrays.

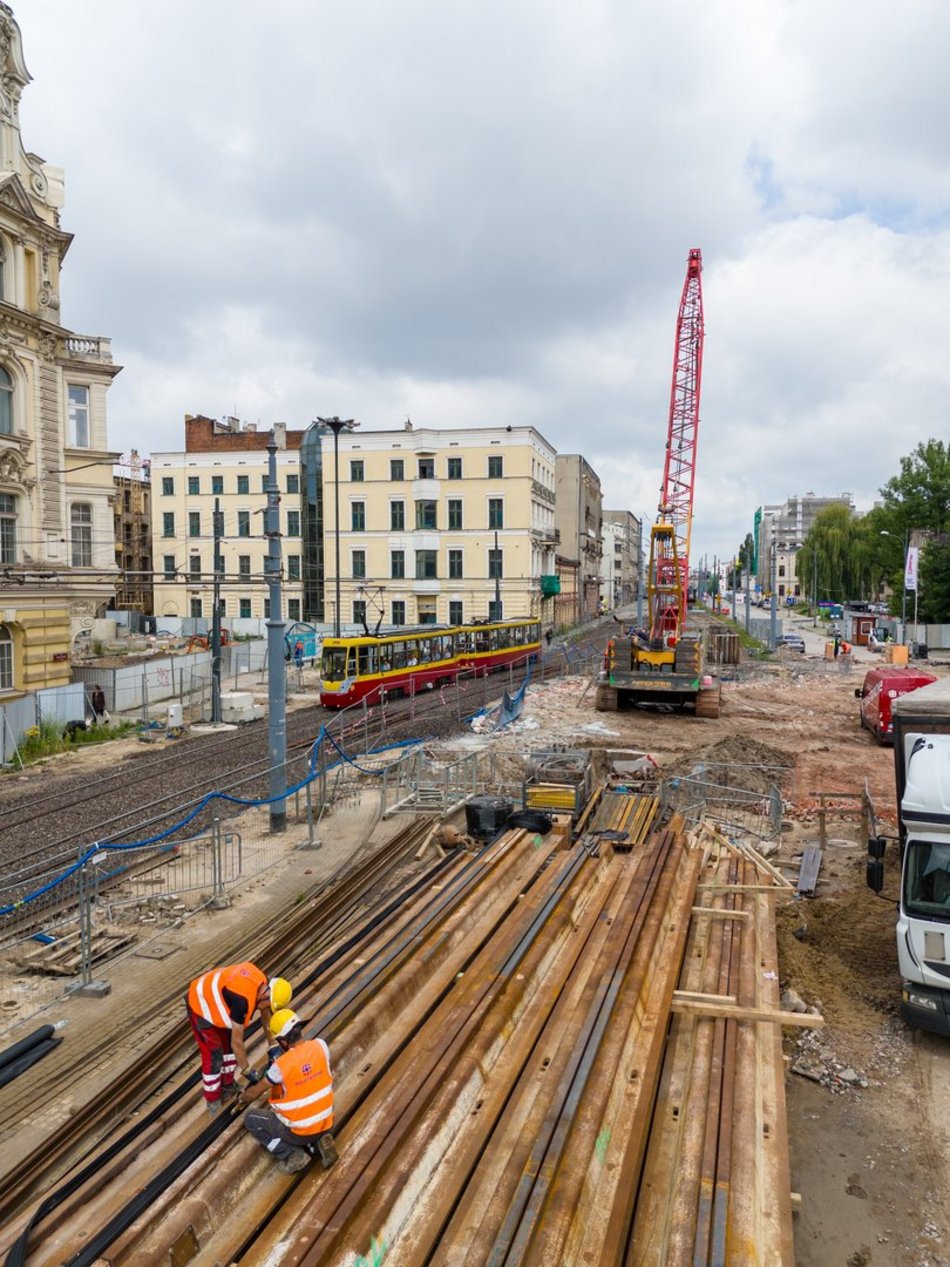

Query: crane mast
[[649, 247, 704, 641]]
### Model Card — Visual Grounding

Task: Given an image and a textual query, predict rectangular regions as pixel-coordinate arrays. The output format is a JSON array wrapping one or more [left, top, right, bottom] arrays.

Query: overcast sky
[[18, 1, 950, 563]]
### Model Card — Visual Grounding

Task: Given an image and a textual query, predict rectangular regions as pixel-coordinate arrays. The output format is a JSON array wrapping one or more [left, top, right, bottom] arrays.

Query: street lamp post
[[317, 417, 357, 639], [812, 543, 818, 628], [880, 529, 909, 645]]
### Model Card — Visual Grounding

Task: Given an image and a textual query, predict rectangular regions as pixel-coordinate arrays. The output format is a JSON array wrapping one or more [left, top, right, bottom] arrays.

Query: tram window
[[530, 623, 540, 642], [512, 626, 523, 645], [392, 641, 407, 670], [379, 643, 394, 672], [323, 647, 350, 679], [358, 645, 379, 676], [435, 635, 449, 660], [475, 630, 489, 652], [418, 638, 432, 664]]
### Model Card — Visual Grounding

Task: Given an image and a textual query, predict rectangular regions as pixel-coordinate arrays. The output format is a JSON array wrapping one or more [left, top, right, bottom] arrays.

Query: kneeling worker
[[242, 1009, 337, 1174]]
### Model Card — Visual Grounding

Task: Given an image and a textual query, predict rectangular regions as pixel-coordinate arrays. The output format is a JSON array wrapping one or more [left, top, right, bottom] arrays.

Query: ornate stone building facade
[[0, 4, 120, 694]]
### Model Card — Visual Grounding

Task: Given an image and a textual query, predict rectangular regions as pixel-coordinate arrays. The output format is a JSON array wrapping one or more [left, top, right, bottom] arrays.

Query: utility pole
[[317, 416, 357, 638], [264, 433, 286, 833], [744, 565, 751, 634], [211, 497, 223, 725], [731, 559, 737, 622], [769, 542, 778, 649]]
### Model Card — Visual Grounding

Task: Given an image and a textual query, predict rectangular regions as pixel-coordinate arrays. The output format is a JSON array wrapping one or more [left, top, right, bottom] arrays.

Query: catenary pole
[[265, 432, 286, 833]]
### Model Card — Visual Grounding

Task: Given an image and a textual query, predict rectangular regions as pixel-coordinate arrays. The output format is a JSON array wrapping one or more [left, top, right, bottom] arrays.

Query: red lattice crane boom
[[649, 247, 705, 640]]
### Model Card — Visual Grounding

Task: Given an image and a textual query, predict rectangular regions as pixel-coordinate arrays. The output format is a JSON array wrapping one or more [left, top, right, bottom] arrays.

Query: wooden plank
[[690, 907, 751, 920], [669, 997, 825, 1028], [796, 846, 823, 896]]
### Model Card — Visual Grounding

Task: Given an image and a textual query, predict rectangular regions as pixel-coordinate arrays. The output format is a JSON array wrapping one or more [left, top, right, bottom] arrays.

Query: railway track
[[0, 796, 801, 1266], [0, 641, 605, 910]]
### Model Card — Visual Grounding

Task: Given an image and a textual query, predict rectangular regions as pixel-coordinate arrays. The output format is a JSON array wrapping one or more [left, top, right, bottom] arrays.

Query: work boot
[[314, 1132, 338, 1169], [220, 1082, 239, 1100], [277, 1147, 310, 1175], [206, 1099, 223, 1118]]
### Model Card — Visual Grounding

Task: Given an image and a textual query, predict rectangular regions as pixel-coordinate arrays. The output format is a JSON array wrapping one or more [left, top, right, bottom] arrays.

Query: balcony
[[531, 480, 556, 506], [60, 334, 114, 364]]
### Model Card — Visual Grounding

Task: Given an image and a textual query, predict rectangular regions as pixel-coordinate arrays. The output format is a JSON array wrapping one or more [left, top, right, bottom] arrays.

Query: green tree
[[798, 505, 885, 606], [880, 439, 950, 533], [919, 537, 950, 623]]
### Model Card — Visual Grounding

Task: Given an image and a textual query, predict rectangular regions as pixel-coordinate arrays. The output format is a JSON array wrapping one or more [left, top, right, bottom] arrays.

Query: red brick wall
[[184, 415, 306, 452]]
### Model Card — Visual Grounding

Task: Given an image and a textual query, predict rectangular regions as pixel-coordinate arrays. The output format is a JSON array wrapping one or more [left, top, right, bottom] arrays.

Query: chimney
[[273, 422, 287, 449]]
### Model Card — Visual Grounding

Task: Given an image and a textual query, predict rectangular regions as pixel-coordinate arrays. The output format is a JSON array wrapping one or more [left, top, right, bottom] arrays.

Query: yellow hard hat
[[269, 1008, 300, 1040], [269, 977, 292, 1010]]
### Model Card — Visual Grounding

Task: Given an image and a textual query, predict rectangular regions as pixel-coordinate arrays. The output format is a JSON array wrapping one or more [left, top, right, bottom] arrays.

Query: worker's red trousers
[[188, 1009, 238, 1103]]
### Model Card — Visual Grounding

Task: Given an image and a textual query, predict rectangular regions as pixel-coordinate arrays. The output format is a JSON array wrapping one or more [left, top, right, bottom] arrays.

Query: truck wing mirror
[[868, 836, 887, 859], [866, 859, 885, 893]]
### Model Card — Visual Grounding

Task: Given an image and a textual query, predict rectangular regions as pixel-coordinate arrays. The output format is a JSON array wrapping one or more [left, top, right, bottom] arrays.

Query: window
[[448, 499, 463, 530], [264, 598, 270, 618], [488, 498, 504, 529], [163, 554, 176, 580], [391, 500, 405, 531], [217, 599, 227, 616], [286, 510, 300, 537], [239, 598, 252, 618], [237, 511, 251, 537], [286, 473, 299, 494], [351, 501, 365, 531], [187, 476, 200, 496], [70, 503, 93, 567], [0, 625, 12, 690], [190, 598, 203, 618], [188, 511, 201, 537], [262, 474, 269, 493], [415, 550, 437, 579], [449, 600, 463, 626], [391, 549, 405, 579], [287, 555, 301, 581], [0, 367, 13, 435], [189, 553, 201, 581], [237, 474, 249, 495], [162, 512, 175, 538], [350, 459, 364, 482], [161, 477, 174, 496], [418, 458, 435, 479], [447, 457, 462, 480], [288, 598, 301, 621], [353, 600, 366, 625], [0, 494, 14, 564], [392, 600, 406, 625], [448, 549, 463, 579], [489, 548, 503, 579], [238, 554, 251, 579], [415, 500, 437, 529], [488, 455, 503, 478], [352, 549, 366, 579], [68, 384, 90, 447], [212, 475, 224, 495], [488, 600, 503, 621], [390, 459, 404, 481]]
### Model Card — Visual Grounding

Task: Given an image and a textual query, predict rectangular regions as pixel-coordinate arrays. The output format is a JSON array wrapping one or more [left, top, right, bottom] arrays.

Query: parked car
[[777, 633, 806, 653], [855, 666, 938, 744]]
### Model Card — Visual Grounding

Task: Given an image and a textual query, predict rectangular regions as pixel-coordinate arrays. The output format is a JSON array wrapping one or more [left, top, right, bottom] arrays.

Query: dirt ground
[[4, 649, 949, 1264]]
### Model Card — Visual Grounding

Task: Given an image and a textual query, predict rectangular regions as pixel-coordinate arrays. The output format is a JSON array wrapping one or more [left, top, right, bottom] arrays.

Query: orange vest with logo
[[188, 962, 265, 1029], [270, 1038, 334, 1136]]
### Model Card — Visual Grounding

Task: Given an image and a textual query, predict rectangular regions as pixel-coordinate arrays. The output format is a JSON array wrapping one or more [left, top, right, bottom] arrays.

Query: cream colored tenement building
[[150, 417, 559, 632], [0, 5, 120, 695], [326, 422, 558, 630]]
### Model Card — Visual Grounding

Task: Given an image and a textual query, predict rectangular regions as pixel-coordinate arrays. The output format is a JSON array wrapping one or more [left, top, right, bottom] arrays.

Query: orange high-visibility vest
[[187, 962, 265, 1029], [270, 1038, 334, 1136]]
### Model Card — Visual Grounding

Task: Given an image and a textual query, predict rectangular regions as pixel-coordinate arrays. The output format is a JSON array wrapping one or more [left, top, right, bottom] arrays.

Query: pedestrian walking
[[242, 1008, 337, 1173], [90, 685, 107, 723], [293, 640, 305, 670], [186, 963, 292, 1114], [544, 628, 553, 647]]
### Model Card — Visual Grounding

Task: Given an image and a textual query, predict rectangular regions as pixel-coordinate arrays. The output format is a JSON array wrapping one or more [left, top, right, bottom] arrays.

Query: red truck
[[855, 666, 938, 744]]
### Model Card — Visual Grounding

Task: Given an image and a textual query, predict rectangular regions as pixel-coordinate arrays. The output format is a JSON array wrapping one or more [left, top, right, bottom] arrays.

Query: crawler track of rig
[[1, 800, 800, 1267]]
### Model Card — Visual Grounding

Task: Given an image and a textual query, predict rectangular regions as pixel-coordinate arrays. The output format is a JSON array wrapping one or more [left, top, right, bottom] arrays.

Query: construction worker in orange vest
[[186, 962, 292, 1115], [241, 1008, 336, 1174]]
